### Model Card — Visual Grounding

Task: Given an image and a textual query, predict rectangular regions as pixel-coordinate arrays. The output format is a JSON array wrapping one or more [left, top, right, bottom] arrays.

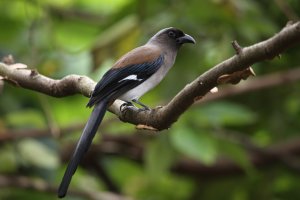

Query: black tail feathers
[[58, 100, 108, 198]]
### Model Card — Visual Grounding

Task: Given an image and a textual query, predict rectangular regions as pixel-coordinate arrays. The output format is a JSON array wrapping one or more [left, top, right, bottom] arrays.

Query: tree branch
[[172, 137, 300, 178], [2, 126, 300, 178], [1, 22, 300, 130], [111, 21, 300, 130], [60, 135, 300, 178], [0, 118, 118, 142], [0, 63, 95, 97], [274, 0, 299, 21]]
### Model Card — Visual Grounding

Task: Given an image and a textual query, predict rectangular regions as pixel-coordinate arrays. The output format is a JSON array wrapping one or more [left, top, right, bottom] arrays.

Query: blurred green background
[[1, 0, 300, 199]]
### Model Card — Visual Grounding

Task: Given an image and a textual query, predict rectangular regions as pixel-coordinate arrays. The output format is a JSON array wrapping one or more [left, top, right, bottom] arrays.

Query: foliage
[[1, 0, 300, 199]]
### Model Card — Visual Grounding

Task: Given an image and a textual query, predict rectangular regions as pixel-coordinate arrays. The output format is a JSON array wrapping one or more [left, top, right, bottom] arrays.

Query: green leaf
[[75, 0, 133, 15], [218, 140, 255, 175], [53, 20, 99, 52], [17, 139, 59, 169], [145, 135, 175, 179], [106, 157, 143, 189], [133, 174, 195, 200], [5, 109, 46, 129], [104, 113, 135, 135], [171, 127, 217, 165], [197, 102, 256, 127], [0, 144, 17, 173], [50, 96, 89, 126], [252, 129, 272, 147]]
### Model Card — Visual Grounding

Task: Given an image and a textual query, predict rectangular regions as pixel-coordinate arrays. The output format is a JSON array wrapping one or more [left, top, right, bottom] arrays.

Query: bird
[[58, 27, 195, 198]]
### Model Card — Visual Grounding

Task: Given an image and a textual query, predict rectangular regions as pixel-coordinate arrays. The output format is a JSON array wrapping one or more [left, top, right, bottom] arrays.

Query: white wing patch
[[119, 74, 143, 82]]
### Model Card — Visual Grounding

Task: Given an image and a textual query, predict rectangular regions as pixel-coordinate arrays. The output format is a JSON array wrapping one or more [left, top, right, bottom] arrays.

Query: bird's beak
[[177, 34, 196, 44]]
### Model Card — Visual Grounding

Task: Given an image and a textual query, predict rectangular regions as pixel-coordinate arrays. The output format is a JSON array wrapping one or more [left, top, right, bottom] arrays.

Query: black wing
[[87, 55, 164, 107]]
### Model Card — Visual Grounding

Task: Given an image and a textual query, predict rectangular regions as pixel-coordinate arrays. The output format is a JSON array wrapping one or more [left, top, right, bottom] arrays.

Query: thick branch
[[113, 21, 300, 129], [0, 63, 95, 97], [1, 22, 300, 130]]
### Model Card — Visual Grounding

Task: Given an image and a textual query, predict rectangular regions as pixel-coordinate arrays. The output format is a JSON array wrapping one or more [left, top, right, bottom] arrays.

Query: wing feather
[[87, 53, 164, 107]]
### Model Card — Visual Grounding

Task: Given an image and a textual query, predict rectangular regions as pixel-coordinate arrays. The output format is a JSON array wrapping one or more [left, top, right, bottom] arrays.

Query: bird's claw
[[131, 99, 151, 111], [120, 102, 134, 112]]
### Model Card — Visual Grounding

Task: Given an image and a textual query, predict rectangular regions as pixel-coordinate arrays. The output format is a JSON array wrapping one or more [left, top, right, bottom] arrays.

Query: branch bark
[[116, 21, 300, 130], [0, 63, 95, 97], [1, 22, 300, 130]]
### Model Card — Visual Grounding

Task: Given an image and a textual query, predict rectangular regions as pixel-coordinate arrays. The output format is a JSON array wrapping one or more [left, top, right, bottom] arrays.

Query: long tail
[[58, 100, 108, 198]]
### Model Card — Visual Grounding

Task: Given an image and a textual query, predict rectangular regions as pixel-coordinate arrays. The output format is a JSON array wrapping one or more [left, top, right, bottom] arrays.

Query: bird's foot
[[120, 101, 134, 112]]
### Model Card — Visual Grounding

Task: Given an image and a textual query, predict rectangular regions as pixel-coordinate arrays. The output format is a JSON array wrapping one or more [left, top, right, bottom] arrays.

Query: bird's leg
[[120, 101, 134, 112], [132, 99, 151, 111]]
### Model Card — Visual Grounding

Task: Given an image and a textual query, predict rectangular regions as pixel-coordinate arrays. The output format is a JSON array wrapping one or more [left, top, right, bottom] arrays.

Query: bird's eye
[[168, 31, 176, 38]]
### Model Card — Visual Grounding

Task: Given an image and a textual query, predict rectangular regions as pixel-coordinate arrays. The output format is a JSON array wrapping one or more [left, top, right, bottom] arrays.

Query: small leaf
[[0, 144, 17, 173], [5, 109, 46, 129], [50, 96, 89, 126], [171, 127, 217, 165], [145, 135, 175, 178], [197, 102, 256, 126], [17, 139, 59, 169], [218, 140, 255, 175], [106, 157, 143, 188], [53, 20, 98, 52]]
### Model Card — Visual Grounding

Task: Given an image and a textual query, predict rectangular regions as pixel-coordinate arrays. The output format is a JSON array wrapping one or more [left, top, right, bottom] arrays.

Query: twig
[[0, 175, 132, 200], [274, 0, 299, 21], [231, 40, 243, 54], [48, 6, 107, 25], [0, 123, 83, 142], [79, 136, 300, 178], [213, 130, 300, 173], [3, 125, 300, 178], [200, 66, 300, 103], [0, 118, 118, 142]]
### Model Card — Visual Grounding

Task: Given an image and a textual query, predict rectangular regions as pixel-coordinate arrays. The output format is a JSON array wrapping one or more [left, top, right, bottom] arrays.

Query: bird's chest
[[146, 51, 176, 85]]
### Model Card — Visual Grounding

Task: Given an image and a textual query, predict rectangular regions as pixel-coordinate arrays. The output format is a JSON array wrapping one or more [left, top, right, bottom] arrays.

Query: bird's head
[[147, 27, 196, 49]]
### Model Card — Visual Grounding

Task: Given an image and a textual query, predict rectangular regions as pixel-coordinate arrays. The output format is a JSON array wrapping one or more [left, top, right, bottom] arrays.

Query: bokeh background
[[1, 0, 300, 199]]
